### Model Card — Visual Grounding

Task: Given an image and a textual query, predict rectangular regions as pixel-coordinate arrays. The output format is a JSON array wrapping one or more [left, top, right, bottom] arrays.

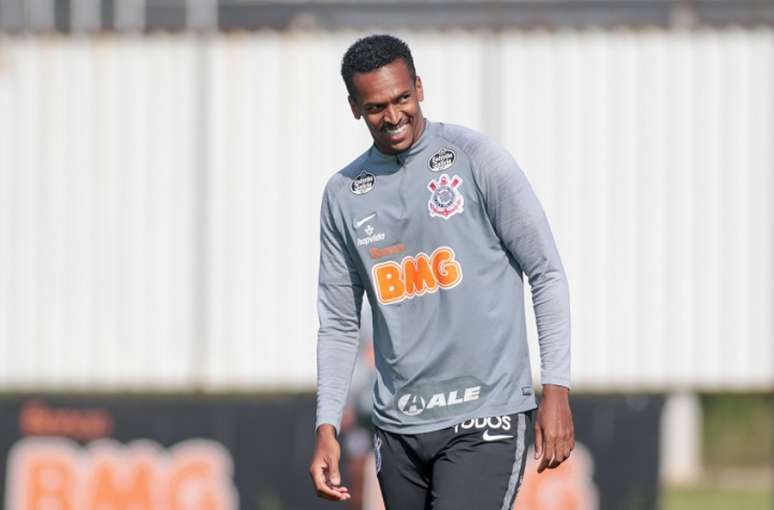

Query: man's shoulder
[[436, 122, 504, 161], [323, 149, 372, 201], [435, 122, 521, 183]]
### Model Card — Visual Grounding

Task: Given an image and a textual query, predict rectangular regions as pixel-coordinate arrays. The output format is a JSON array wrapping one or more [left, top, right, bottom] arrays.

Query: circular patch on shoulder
[[428, 147, 456, 172], [351, 171, 375, 195]]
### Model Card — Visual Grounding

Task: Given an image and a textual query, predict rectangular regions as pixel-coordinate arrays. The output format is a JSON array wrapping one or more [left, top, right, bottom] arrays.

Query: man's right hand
[[309, 424, 351, 502]]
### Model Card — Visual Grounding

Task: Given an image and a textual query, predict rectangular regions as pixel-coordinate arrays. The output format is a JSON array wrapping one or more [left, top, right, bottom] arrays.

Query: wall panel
[[0, 36, 197, 389], [0, 29, 771, 391]]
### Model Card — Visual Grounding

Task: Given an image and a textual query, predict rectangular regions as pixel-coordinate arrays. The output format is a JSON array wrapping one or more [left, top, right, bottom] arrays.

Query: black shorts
[[374, 412, 531, 510]]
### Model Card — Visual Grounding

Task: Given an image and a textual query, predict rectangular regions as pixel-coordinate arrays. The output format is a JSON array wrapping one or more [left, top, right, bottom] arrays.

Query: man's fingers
[[315, 471, 350, 501], [537, 452, 553, 473], [537, 438, 556, 473], [543, 433, 574, 471], [555, 427, 574, 464], [533, 426, 543, 460], [316, 485, 350, 501], [309, 462, 328, 492], [310, 460, 349, 501], [328, 463, 342, 486], [310, 430, 350, 501]]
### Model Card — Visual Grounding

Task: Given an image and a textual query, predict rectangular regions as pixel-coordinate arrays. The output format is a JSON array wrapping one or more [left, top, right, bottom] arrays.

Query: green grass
[[672, 394, 773, 509], [701, 393, 773, 467], [663, 484, 773, 510]]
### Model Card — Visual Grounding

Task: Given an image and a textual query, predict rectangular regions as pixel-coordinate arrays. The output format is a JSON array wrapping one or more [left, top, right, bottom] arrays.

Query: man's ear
[[415, 76, 424, 102], [348, 95, 361, 119]]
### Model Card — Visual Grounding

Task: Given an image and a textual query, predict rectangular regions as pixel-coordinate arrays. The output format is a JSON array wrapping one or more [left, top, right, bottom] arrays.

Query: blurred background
[[0, 0, 772, 509]]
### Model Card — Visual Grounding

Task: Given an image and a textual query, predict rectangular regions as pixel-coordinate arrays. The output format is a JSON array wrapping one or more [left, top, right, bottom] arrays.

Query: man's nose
[[384, 105, 400, 125]]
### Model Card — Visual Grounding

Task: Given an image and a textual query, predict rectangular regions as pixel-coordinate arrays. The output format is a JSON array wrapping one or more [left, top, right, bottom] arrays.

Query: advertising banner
[[0, 394, 662, 510]]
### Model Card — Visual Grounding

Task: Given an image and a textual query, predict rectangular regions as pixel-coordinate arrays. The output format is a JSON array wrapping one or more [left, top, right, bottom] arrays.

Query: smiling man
[[310, 35, 574, 509]]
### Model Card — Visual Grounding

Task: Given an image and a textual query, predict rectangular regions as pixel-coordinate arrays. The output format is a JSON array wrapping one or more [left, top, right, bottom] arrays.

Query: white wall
[[0, 29, 771, 391]]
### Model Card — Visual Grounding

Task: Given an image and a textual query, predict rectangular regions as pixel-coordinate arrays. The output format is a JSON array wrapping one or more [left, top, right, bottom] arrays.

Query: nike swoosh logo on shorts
[[353, 213, 377, 229], [482, 430, 514, 442]]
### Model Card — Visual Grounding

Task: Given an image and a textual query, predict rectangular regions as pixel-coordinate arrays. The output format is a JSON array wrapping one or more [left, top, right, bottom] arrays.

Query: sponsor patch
[[353, 212, 377, 229], [369, 243, 405, 260], [356, 225, 385, 247], [351, 171, 375, 195], [372, 246, 462, 305], [454, 415, 513, 434], [396, 377, 487, 419], [428, 147, 456, 172], [427, 174, 464, 220], [353, 211, 385, 247]]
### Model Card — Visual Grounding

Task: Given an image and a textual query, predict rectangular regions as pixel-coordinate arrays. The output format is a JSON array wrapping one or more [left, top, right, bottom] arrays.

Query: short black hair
[[341, 34, 417, 98]]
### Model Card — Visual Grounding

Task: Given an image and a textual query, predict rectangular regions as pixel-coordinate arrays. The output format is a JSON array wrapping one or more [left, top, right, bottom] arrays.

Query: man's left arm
[[470, 139, 573, 472]]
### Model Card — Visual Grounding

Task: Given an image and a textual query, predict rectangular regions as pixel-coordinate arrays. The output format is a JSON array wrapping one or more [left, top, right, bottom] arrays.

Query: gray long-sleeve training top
[[316, 120, 570, 435]]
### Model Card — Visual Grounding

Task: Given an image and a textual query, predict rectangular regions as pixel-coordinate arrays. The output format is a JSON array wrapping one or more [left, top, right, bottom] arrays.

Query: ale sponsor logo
[[397, 387, 480, 417], [395, 377, 487, 419]]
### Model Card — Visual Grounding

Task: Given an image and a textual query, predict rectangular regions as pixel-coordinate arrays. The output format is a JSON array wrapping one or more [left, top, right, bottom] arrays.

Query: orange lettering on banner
[[513, 443, 599, 510], [24, 451, 75, 510], [19, 400, 114, 440], [87, 445, 155, 510], [372, 246, 462, 305], [5, 439, 77, 510], [5, 438, 239, 510], [167, 446, 232, 510]]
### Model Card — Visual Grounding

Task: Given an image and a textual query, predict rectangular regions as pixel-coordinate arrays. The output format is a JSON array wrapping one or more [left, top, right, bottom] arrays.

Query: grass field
[[663, 394, 773, 510], [663, 484, 773, 510]]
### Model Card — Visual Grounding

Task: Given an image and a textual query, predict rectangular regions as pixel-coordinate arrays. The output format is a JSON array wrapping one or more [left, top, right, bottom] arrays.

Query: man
[[310, 34, 573, 509]]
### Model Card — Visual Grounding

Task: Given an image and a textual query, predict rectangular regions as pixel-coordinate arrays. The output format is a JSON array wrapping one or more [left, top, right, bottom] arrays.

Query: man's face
[[349, 59, 425, 155]]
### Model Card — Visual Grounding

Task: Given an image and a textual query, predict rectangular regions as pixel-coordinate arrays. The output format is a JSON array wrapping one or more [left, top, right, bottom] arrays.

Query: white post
[[660, 391, 702, 485]]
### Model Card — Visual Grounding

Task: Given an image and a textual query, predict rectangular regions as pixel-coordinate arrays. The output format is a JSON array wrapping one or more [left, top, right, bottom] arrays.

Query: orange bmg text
[[372, 246, 462, 304], [6, 438, 238, 510]]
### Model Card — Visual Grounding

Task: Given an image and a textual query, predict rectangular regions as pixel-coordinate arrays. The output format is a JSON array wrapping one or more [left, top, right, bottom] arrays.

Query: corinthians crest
[[427, 174, 464, 219]]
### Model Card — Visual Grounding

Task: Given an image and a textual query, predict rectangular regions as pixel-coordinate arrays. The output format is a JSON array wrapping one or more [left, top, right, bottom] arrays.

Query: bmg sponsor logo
[[5, 437, 239, 510], [372, 246, 462, 305]]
